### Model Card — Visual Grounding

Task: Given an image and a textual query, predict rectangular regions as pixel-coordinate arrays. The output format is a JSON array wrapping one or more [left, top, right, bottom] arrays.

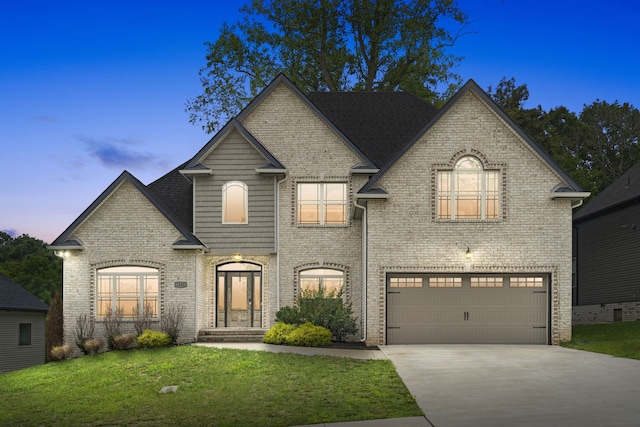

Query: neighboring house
[[0, 273, 49, 373], [50, 75, 587, 347], [573, 162, 640, 323]]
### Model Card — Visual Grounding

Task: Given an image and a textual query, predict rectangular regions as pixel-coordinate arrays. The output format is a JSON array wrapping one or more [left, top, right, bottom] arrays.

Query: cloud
[[79, 136, 162, 170], [32, 115, 58, 122], [2, 228, 18, 237]]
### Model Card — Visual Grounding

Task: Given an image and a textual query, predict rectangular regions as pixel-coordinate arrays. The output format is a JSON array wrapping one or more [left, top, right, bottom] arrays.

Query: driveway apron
[[381, 345, 640, 427]]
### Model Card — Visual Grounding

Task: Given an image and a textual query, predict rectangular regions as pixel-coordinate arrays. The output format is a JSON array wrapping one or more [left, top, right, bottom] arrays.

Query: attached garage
[[386, 273, 549, 344]]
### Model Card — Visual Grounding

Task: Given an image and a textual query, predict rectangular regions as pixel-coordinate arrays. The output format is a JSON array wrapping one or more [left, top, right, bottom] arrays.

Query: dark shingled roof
[[574, 162, 640, 221], [0, 273, 49, 312], [147, 161, 194, 231], [307, 91, 438, 168]]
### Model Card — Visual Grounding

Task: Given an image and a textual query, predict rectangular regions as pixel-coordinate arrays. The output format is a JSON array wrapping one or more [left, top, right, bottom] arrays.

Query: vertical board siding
[[575, 204, 640, 305], [0, 311, 46, 373], [194, 130, 275, 252]]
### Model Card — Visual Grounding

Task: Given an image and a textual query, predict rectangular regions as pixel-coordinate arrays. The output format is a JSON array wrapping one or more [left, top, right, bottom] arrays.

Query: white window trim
[[438, 156, 500, 221], [96, 266, 160, 319], [296, 182, 348, 226], [222, 181, 248, 224]]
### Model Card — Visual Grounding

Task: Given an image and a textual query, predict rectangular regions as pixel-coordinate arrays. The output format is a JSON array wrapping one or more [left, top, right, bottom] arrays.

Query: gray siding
[[574, 203, 640, 305], [0, 311, 46, 373], [194, 130, 276, 252]]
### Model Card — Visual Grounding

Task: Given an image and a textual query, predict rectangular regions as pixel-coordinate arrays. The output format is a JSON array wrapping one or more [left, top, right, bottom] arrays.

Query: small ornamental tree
[[45, 291, 64, 361]]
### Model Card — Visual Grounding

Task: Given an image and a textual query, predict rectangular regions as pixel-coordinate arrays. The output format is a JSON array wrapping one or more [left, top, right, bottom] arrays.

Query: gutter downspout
[[354, 198, 367, 343], [194, 254, 198, 342], [275, 174, 288, 311]]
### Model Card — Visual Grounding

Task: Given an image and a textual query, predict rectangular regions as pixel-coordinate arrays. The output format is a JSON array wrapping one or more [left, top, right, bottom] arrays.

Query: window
[[390, 277, 423, 288], [510, 277, 543, 288], [97, 266, 159, 318], [428, 277, 462, 288], [223, 181, 248, 224], [297, 183, 347, 225], [471, 277, 503, 287], [300, 268, 344, 294], [437, 156, 500, 220], [19, 323, 31, 346]]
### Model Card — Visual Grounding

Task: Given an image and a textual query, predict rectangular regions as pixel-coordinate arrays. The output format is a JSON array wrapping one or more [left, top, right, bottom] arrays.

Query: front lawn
[[561, 321, 640, 360], [0, 345, 422, 426]]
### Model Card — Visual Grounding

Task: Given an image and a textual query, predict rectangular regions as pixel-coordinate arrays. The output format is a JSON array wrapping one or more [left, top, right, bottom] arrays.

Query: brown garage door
[[386, 274, 548, 344]]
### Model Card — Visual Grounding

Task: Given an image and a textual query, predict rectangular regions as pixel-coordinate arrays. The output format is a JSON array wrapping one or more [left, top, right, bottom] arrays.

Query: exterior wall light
[[232, 253, 243, 262], [465, 247, 472, 259]]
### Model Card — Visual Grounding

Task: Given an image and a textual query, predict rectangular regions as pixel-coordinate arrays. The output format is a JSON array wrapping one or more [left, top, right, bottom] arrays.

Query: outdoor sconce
[[232, 253, 243, 262], [465, 247, 472, 259], [54, 250, 69, 258]]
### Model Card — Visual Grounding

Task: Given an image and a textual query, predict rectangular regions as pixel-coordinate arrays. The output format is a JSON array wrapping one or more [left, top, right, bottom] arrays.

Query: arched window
[[299, 268, 344, 295], [222, 181, 248, 224], [97, 266, 159, 318], [437, 156, 500, 220]]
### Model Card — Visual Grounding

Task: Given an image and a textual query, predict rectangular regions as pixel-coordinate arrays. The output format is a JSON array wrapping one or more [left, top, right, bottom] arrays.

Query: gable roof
[[50, 171, 204, 249], [574, 161, 640, 221], [183, 119, 286, 173], [236, 74, 378, 168], [307, 91, 438, 168], [359, 79, 584, 195], [0, 273, 49, 312]]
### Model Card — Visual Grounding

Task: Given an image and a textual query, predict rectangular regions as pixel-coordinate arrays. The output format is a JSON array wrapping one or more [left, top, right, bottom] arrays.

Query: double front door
[[217, 263, 262, 327]]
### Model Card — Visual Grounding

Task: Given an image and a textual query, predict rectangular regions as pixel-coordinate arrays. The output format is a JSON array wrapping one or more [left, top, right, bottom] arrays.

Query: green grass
[[0, 346, 422, 426], [561, 321, 640, 360]]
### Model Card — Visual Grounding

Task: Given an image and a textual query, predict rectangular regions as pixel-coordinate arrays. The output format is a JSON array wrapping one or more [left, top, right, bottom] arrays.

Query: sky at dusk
[[1, 0, 639, 244]]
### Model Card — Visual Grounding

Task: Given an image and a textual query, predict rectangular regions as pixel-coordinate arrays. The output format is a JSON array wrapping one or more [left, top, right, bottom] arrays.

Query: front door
[[217, 262, 262, 327]]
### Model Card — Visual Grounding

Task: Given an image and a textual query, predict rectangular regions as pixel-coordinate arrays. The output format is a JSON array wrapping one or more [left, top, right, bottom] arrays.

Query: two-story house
[[50, 75, 587, 347]]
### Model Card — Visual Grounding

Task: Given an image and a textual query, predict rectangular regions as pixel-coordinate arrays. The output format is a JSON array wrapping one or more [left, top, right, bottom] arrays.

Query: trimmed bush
[[264, 322, 298, 345], [112, 333, 137, 350], [286, 322, 331, 347], [82, 338, 103, 355], [50, 344, 73, 361], [137, 329, 172, 349], [275, 306, 304, 325]]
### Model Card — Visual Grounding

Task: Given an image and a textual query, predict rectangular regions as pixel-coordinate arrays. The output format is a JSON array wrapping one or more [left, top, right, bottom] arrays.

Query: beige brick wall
[[62, 180, 200, 352], [241, 82, 368, 337], [364, 91, 574, 345]]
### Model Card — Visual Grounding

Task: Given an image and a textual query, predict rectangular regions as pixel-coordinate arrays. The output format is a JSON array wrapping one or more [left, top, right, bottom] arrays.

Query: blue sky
[[1, 1, 639, 243]]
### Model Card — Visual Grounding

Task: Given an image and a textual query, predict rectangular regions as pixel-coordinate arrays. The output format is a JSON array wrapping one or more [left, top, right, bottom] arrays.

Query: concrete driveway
[[380, 345, 640, 427]]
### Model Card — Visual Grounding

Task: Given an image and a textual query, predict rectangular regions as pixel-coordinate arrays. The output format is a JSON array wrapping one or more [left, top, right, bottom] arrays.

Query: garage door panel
[[387, 274, 548, 344]]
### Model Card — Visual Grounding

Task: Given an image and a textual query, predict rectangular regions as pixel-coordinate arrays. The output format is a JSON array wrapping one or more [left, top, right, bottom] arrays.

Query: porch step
[[198, 328, 267, 343]]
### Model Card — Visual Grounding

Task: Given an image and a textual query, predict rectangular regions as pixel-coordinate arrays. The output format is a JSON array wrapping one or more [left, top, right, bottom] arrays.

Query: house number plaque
[[174, 281, 187, 288]]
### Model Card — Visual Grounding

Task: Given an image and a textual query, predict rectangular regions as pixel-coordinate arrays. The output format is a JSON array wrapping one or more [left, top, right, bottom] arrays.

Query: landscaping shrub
[[281, 287, 358, 342], [264, 322, 298, 345], [137, 329, 172, 349], [82, 338, 103, 355], [132, 303, 155, 336], [161, 304, 186, 344], [112, 333, 137, 350], [103, 306, 125, 350], [49, 344, 73, 361], [286, 322, 332, 347], [275, 305, 304, 325], [74, 312, 95, 354]]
